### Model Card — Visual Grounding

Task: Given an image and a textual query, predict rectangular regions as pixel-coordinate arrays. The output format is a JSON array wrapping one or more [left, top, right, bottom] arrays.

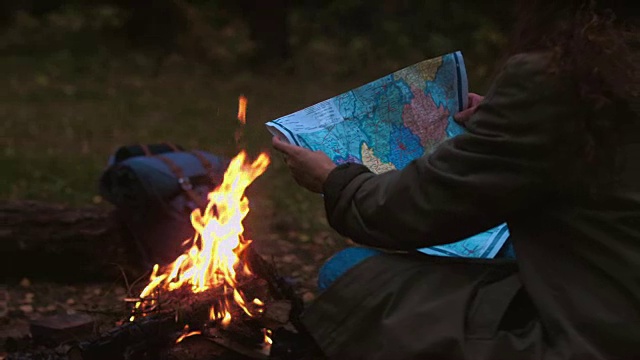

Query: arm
[[323, 54, 582, 250]]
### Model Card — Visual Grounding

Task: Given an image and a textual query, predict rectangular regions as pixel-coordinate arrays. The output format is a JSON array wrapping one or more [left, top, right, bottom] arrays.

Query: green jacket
[[302, 53, 640, 359]]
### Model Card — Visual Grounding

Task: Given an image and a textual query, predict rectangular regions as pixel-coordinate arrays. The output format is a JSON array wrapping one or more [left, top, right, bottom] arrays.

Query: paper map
[[266, 51, 510, 258]]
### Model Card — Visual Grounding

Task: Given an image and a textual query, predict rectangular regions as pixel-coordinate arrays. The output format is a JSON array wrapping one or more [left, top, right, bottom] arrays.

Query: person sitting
[[272, 0, 640, 359]]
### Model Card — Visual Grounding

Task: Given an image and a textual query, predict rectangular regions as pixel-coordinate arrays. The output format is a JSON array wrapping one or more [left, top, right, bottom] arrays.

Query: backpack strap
[[154, 154, 208, 210], [189, 150, 217, 180], [164, 142, 181, 152], [140, 144, 152, 156]]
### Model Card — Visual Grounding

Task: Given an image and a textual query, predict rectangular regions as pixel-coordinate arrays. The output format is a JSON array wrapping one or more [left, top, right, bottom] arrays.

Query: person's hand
[[454, 93, 484, 126], [272, 136, 337, 193]]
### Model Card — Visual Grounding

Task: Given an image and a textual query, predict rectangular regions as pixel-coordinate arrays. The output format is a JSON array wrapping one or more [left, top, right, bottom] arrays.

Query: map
[[266, 52, 468, 171], [266, 51, 511, 259]]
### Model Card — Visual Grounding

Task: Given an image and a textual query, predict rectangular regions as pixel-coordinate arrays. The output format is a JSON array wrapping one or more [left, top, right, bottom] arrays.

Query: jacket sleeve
[[322, 53, 582, 250]]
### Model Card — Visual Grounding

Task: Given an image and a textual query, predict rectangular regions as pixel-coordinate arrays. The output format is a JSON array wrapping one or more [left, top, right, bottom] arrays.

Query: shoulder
[[504, 52, 553, 68], [500, 52, 555, 79], [486, 52, 576, 104]]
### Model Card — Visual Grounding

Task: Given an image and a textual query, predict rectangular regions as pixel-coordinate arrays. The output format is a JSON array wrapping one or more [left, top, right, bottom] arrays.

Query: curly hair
[[509, 0, 639, 192]]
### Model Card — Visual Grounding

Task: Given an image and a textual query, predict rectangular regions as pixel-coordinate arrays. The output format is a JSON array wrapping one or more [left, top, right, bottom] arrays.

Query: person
[[272, 0, 639, 359]]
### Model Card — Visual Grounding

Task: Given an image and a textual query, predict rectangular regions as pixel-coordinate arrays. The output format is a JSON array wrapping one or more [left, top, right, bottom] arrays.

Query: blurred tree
[[237, 0, 291, 70], [0, 0, 292, 72], [112, 0, 189, 73], [0, 0, 513, 79], [0, 0, 65, 30]]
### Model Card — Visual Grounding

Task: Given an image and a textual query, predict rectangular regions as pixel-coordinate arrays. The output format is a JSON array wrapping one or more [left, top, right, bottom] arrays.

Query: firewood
[[67, 275, 270, 360], [67, 312, 179, 360]]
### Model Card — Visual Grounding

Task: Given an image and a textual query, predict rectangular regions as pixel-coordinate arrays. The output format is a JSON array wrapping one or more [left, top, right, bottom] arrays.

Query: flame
[[176, 325, 201, 344], [133, 150, 270, 326], [263, 328, 273, 345], [237, 95, 247, 125]]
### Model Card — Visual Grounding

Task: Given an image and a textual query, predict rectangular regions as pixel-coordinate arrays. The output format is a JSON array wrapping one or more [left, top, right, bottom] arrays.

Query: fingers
[[454, 93, 485, 124], [454, 107, 475, 122], [272, 136, 302, 155], [468, 93, 484, 107]]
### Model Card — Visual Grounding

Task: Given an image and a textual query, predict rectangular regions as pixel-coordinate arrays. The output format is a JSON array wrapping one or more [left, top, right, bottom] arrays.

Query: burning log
[[67, 313, 178, 360], [67, 251, 303, 360]]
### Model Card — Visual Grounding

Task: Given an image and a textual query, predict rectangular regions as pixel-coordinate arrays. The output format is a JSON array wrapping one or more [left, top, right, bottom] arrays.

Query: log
[[68, 278, 270, 360], [66, 251, 305, 360], [0, 201, 140, 282], [67, 312, 180, 360]]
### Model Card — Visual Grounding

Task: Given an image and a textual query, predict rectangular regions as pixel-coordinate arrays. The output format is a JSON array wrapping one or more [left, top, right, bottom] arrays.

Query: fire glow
[[132, 97, 271, 332]]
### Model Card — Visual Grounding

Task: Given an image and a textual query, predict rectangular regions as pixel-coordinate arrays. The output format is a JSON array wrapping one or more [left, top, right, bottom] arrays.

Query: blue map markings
[[388, 125, 423, 169]]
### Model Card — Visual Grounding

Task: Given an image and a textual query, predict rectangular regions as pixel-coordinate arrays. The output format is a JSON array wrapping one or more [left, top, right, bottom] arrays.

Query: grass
[[1, 11, 498, 240], [0, 36, 379, 239]]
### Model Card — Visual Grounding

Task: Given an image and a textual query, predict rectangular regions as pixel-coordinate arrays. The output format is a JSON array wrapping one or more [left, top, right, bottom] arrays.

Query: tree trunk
[[0, 201, 140, 282], [238, 0, 292, 70]]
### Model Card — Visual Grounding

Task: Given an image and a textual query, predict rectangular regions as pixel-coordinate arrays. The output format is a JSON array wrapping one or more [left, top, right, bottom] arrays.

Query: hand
[[272, 136, 337, 193], [454, 93, 484, 126]]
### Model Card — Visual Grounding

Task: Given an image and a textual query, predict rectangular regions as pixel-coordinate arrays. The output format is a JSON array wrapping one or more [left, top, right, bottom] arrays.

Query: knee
[[317, 247, 382, 292]]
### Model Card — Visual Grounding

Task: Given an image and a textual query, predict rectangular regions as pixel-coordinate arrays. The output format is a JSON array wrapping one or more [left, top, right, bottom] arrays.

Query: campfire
[[66, 97, 312, 360], [130, 149, 271, 327]]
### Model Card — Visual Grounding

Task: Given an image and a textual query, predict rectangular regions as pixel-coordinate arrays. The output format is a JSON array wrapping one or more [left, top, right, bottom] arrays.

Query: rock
[[30, 313, 94, 345]]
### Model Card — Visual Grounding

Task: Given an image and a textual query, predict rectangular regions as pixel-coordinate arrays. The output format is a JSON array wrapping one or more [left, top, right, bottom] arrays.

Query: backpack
[[99, 143, 229, 266]]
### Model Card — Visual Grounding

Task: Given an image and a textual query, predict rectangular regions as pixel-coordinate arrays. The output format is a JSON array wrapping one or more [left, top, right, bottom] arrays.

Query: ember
[[176, 325, 201, 344], [238, 95, 248, 125]]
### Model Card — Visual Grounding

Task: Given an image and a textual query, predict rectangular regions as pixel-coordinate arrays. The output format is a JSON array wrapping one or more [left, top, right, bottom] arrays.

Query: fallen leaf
[[19, 304, 34, 313], [299, 234, 311, 242], [302, 292, 315, 303], [24, 293, 35, 303]]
